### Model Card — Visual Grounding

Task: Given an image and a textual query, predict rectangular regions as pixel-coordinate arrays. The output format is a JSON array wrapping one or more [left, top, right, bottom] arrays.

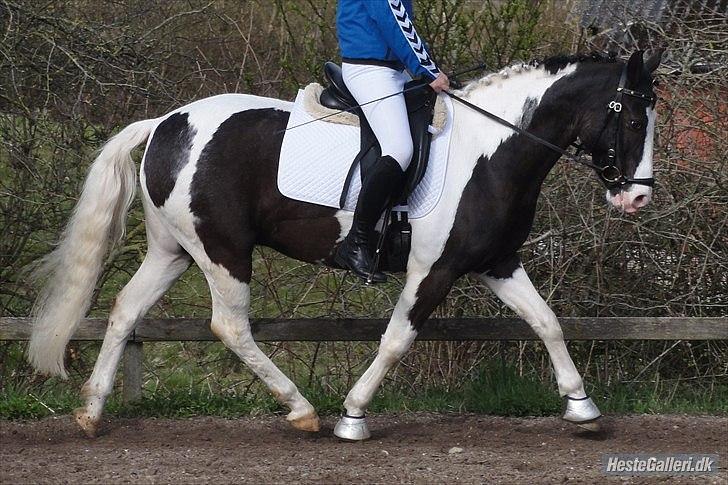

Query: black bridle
[[446, 63, 657, 191]]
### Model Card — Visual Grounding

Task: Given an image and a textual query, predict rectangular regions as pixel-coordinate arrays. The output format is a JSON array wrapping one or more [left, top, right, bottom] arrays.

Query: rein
[[285, 60, 656, 190], [445, 63, 657, 190]]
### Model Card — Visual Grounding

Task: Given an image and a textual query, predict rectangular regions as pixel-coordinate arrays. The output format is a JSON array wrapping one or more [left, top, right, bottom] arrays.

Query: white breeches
[[342, 63, 414, 170]]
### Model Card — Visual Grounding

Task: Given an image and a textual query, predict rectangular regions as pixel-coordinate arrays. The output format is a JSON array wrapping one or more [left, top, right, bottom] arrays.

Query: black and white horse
[[28, 51, 662, 439]]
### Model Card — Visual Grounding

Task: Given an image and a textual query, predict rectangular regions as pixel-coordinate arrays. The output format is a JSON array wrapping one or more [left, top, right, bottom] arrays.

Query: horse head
[[576, 49, 664, 213]]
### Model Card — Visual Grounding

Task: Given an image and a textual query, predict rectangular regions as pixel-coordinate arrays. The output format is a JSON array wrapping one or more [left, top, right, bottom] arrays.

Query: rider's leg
[[345, 64, 414, 171], [334, 155, 405, 283], [336, 63, 413, 283]]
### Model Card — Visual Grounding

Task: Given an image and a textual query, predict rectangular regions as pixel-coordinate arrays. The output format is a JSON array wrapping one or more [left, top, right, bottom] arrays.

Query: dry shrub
[[1, 0, 725, 395]]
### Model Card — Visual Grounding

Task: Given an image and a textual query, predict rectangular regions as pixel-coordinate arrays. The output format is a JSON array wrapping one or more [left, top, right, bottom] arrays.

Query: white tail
[[28, 118, 157, 378]]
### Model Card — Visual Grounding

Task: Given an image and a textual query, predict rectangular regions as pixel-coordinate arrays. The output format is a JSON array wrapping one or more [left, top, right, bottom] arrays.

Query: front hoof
[[562, 395, 602, 431], [334, 414, 371, 441], [288, 411, 321, 433], [73, 407, 99, 438]]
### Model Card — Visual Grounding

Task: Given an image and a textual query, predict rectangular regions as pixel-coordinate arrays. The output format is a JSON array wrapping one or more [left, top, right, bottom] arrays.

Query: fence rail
[[2, 316, 726, 404], [3, 316, 727, 341]]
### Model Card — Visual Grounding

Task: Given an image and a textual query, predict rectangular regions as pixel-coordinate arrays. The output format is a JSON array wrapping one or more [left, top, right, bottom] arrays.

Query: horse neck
[[451, 64, 587, 194]]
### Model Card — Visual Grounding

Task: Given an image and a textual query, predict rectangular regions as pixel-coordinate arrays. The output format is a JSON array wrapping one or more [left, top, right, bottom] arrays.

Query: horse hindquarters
[[140, 103, 320, 432]]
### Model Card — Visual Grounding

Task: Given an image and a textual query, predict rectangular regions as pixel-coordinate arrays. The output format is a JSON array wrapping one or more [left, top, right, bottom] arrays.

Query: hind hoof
[[289, 412, 321, 433], [73, 407, 99, 438]]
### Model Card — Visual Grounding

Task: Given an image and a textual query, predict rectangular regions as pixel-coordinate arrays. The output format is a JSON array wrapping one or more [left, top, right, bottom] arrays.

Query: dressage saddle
[[319, 61, 437, 272]]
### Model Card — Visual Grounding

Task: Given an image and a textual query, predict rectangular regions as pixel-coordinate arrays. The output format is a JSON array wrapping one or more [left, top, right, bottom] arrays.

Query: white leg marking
[[205, 265, 317, 429], [77, 243, 189, 435], [343, 270, 425, 416], [480, 267, 586, 398]]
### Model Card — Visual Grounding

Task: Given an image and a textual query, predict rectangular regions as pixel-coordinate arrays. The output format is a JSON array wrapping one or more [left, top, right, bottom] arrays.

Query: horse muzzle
[[607, 185, 652, 213]]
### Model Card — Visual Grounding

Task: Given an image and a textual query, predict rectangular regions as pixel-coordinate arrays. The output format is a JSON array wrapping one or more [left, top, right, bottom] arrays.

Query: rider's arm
[[363, 0, 440, 80]]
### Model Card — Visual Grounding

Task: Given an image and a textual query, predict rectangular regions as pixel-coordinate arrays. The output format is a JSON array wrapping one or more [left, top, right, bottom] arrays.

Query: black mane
[[540, 51, 619, 74]]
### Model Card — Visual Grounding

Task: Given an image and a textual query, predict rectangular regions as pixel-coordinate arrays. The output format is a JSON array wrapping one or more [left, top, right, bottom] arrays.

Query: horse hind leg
[[335, 267, 457, 440], [74, 210, 190, 437], [203, 262, 320, 433]]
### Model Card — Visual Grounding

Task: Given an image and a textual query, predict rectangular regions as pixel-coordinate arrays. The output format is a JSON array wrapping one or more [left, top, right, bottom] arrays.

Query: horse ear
[[643, 48, 665, 73], [626, 50, 644, 88]]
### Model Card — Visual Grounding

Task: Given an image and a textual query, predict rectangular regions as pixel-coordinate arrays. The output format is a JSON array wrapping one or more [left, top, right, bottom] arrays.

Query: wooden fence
[[2, 316, 726, 404]]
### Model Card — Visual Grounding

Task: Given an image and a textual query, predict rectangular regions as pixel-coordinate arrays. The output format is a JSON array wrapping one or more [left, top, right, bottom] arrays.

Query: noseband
[[584, 64, 657, 190], [446, 62, 657, 191]]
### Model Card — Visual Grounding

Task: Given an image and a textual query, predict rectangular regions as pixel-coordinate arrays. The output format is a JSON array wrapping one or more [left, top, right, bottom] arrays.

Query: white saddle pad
[[277, 88, 454, 219]]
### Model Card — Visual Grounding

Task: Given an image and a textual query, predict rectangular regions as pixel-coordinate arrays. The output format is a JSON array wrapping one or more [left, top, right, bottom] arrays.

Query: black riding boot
[[335, 156, 406, 283]]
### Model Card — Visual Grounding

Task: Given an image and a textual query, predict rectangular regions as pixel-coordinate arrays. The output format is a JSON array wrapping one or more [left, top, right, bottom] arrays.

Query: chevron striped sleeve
[[386, 0, 440, 78], [356, 0, 440, 79]]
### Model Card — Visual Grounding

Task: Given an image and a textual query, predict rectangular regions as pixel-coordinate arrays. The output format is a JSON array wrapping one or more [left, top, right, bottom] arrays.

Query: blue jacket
[[336, 0, 440, 79]]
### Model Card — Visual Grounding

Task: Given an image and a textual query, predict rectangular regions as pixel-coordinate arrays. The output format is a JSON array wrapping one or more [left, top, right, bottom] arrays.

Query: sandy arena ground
[[1, 413, 726, 483]]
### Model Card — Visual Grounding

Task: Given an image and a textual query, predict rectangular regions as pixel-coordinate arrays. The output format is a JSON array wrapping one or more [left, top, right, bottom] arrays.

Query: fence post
[[122, 341, 143, 404]]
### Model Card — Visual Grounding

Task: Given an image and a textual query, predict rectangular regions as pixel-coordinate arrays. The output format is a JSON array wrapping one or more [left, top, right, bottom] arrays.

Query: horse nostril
[[633, 194, 648, 207]]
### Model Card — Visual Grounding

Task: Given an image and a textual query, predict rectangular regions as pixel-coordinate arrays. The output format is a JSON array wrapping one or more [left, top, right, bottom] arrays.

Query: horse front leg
[[335, 267, 457, 440], [479, 264, 602, 430]]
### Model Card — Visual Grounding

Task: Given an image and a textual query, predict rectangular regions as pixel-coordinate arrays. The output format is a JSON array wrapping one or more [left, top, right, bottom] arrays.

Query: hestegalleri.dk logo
[[602, 454, 719, 475]]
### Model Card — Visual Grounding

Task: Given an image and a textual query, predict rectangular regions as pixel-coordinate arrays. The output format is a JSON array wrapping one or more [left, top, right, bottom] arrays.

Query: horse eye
[[629, 120, 643, 130]]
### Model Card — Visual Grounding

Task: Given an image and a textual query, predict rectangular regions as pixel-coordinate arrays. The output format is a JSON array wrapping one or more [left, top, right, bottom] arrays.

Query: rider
[[335, 0, 449, 283]]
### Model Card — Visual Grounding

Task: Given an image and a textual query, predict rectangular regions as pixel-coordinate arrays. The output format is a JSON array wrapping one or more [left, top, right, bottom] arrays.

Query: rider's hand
[[429, 72, 450, 93]]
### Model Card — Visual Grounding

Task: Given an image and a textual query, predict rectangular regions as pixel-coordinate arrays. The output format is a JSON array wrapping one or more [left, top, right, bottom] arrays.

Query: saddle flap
[[402, 81, 437, 201]]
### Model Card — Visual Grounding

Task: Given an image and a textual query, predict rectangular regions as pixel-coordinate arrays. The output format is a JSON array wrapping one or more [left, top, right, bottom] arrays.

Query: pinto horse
[[28, 50, 662, 439]]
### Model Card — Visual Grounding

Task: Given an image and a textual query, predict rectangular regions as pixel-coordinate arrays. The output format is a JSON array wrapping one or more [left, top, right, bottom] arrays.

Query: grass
[[2, 364, 725, 420]]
